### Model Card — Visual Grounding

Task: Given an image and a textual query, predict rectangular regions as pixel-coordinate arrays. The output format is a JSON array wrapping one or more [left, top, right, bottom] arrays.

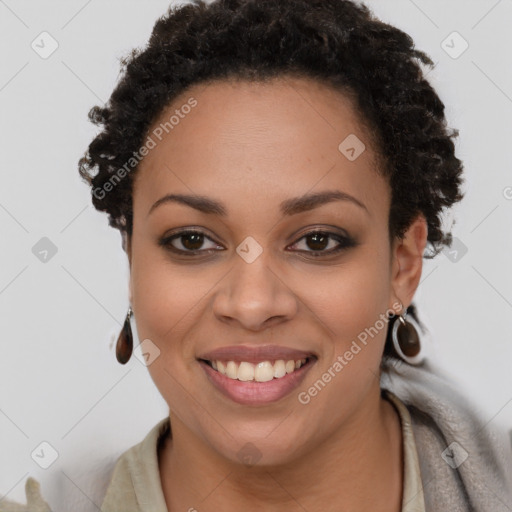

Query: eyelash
[[159, 228, 357, 257]]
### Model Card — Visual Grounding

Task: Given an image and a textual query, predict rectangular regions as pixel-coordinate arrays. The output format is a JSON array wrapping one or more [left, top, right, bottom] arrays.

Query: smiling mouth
[[199, 357, 313, 382]]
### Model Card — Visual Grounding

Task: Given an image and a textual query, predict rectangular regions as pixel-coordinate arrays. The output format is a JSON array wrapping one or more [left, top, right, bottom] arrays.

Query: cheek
[[129, 242, 193, 353], [129, 244, 205, 411], [292, 258, 391, 428], [130, 242, 226, 361], [307, 247, 391, 365]]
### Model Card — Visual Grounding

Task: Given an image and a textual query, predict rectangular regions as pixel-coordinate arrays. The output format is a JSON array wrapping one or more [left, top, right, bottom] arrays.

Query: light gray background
[[1, 0, 511, 510]]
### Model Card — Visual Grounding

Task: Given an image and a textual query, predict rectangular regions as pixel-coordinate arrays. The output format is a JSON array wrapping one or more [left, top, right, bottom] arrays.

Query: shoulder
[[100, 455, 138, 510], [381, 359, 512, 510], [101, 417, 170, 512]]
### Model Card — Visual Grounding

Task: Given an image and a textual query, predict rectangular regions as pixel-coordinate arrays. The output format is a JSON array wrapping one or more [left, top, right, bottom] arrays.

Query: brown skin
[[125, 76, 427, 511]]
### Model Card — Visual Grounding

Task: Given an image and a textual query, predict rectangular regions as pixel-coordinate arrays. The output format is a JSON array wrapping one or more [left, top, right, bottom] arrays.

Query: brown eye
[[159, 229, 222, 254], [289, 230, 357, 256], [180, 232, 205, 251], [304, 232, 330, 251]]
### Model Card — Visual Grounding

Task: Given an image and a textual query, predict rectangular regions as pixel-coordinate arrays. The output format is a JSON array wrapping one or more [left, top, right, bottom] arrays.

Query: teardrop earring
[[391, 302, 424, 365], [116, 307, 133, 364]]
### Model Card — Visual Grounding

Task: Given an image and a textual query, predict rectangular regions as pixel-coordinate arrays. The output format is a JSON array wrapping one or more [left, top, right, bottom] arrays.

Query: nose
[[212, 250, 298, 332]]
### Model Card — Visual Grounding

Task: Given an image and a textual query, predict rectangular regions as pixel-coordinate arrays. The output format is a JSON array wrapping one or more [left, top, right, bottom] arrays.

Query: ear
[[390, 214, 428, 310]]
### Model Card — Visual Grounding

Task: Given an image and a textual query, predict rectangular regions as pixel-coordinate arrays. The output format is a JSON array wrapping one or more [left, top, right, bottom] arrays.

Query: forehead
[[134, 76, 389, 220]]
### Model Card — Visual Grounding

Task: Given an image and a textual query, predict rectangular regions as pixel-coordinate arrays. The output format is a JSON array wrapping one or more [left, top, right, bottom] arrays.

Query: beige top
[[100, 391, 426, 511]]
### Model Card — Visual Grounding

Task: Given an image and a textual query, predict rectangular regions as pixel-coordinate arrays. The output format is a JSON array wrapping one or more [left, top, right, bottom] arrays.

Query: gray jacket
[[381, 357, 512, 511]]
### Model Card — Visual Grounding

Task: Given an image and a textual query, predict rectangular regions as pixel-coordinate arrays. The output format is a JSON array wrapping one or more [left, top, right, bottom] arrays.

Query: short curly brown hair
[[78, 0, 465, 356]]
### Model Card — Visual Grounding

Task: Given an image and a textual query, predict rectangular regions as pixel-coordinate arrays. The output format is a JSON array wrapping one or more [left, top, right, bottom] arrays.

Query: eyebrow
[[147, 190, 369, 217]]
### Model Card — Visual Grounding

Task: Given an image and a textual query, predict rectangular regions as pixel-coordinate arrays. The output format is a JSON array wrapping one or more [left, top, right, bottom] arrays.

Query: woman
[[3, 0, 511, 510]]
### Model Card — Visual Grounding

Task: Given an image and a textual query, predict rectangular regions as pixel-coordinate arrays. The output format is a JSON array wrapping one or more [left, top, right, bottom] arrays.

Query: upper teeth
[[210, 359, 307, 382]]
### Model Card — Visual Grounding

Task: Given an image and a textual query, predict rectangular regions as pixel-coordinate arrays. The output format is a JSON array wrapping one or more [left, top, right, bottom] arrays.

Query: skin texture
[[126, 76, 428, 511]]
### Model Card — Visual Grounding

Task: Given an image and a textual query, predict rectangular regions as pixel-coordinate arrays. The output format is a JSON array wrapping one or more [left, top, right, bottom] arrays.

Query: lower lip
[[199, 360, 314, 406]]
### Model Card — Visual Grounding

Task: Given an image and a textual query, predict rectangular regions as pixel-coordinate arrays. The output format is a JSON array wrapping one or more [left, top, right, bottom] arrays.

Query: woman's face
[[128, 76, 422, 465]]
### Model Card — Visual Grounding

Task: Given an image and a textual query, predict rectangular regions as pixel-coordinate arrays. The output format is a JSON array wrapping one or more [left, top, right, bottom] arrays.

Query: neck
[[159, 385, 403, 512]]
